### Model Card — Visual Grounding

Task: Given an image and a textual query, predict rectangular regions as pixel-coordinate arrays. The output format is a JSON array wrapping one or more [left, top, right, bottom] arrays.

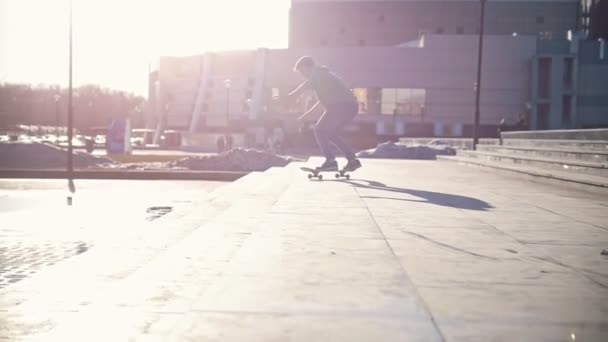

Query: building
[[581, 0, 608, 40], [289, 0, 580, 48], [147, 0, 607, 150], [532, 33, 608, 129]]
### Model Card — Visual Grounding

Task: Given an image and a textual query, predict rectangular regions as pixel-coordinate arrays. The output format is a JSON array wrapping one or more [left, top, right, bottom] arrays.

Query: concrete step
[[206, 165, 296, 209], [501, 128, 608, 140], [438, 155, 608, 194], [477, 144, 608, 163], [457, 150, 608, 177], [501, 138, 608, 150], [399, 138, 499, 150]]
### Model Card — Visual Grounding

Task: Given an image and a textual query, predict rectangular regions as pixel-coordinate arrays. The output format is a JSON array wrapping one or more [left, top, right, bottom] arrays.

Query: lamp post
[[472, 0, 486, 150], [66, 0, 75, 201], [54, 94, 61, 143], [224, 78, 232, 142]]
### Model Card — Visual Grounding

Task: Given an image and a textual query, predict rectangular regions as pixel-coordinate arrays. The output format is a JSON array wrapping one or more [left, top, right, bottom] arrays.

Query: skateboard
[[300, 167, 351, 180]]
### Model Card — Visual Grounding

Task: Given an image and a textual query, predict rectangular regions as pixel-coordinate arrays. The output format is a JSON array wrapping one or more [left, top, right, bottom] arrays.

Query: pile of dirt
[[169, 148, 292, 171], [0, 142, 113, 169], [356, 141, 456, 160]]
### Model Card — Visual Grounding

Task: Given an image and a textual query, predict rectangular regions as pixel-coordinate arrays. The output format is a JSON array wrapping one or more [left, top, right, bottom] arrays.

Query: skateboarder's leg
[[328, 135, 356, 161], [318, 102, 358, 159], [314, 111, 342, 162], [314, 102, 358, 168]]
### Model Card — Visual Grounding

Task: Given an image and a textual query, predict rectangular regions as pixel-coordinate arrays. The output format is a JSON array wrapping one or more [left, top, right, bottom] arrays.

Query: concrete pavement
[[1, 160, 607, 341]]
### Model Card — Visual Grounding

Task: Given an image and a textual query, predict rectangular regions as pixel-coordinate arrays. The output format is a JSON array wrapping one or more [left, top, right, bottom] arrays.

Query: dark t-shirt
[[304, 65, 356, 107]]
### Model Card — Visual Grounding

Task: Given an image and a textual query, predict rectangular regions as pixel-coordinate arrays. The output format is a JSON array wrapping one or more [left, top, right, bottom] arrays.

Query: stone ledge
[[0, 169, 247, 181]]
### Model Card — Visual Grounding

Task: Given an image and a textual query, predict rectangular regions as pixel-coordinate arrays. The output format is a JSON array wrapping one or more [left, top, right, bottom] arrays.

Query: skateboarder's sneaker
[[343, 158, 362, 172], [315, 159, 338, 171]]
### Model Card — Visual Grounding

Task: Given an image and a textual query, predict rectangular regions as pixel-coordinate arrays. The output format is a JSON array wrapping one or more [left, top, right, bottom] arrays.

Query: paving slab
[[1, 159, 608, 341]]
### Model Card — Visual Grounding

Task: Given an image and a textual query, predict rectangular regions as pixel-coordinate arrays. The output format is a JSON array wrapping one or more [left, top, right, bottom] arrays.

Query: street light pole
[[224, 79, 232, 142], [473, 0, 486, 150], [67, 0, 75, 199], [54, 94, 60, 143]]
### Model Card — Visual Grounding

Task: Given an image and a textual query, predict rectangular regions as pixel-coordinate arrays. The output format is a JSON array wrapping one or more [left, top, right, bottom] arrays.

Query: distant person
[[226, 134, 234, 151], [498, 118, 507, 145], [515, 113, 527, 131], [283, 56, 361, 172], [217, 136, 225, 153]]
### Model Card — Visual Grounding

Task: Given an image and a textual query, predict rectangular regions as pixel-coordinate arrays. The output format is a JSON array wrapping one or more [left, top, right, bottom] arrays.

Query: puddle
[[0, 241, 92, 290], [146, 206, 173, 221]]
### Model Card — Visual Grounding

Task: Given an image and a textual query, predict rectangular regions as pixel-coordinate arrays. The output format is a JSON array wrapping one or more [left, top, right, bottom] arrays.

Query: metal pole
[[67, 0, 73, 173], [226, 87, 230, 141], [55, 97, 59, 142], [473, 0, 486, 150], [67, 0, 75, 200]]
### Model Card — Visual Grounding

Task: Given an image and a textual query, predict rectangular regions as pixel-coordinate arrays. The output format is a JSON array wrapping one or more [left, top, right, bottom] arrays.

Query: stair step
[[502, 139, 608, 150], [458, 150, 608, 177], [438, 155, 608, 193], [477, 145, 608, 163], [501, 128, 608, 141]]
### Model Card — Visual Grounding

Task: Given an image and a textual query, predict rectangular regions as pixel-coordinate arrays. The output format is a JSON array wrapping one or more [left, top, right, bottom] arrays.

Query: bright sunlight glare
[[0, 0, 290, 95]]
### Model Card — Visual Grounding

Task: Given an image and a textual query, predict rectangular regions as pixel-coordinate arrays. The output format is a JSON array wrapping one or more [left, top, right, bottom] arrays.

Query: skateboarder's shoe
[[315, 159, 338, 171], [343, 158, 362, 172]]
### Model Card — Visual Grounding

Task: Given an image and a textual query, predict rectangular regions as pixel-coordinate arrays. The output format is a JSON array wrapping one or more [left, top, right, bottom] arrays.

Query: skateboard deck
[[300, 167, 350, 180]]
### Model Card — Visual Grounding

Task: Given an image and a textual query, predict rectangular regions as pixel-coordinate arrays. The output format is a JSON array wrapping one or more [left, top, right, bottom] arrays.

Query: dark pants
[[314, 102, 358, 161]]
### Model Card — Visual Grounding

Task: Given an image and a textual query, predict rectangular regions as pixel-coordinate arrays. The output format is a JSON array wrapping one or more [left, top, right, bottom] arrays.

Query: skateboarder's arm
[[287, 80, 310, 100], [298, 100, 320, 121]]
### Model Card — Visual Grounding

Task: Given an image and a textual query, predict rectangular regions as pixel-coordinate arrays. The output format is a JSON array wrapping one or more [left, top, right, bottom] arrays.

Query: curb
[[0, 169, 247, 181]]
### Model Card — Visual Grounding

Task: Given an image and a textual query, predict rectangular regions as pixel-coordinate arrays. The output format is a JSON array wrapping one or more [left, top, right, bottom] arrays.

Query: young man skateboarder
[[285, 56, 362, 172]]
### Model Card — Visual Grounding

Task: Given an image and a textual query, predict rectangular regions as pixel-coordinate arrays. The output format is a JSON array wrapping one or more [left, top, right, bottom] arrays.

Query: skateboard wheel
[[345, 174, 350, 180], [307, 174, 312, 179], [318, 174, 323, 180], [335, 173, 340, 178]]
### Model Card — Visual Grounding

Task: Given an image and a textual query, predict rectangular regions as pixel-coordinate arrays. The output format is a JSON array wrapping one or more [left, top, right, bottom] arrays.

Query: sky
[[0, 0, 290, 95]]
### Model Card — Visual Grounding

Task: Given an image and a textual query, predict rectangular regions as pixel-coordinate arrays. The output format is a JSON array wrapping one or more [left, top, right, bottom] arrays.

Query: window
[[353, 88, 370, 114], [376, 121, 405, 136], [353, 88, 381, 114], [353, 88, 425, 115], [271, 88, 280, 98], [536, 16, 544, 24], [563, 57, 574, 88], [537, 104, 550, 129], [381, 88, 426, 115], [539, 31, 553, 40], [562, 95, 572, 125], [538, 57, 551, 99]]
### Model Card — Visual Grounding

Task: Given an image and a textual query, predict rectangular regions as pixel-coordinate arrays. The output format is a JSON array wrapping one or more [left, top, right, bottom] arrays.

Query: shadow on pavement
[[336, 179, 493, 211]]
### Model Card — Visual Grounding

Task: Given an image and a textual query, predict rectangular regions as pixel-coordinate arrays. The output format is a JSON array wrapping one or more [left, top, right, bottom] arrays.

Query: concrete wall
[[289, 0, 579, 48], [577, 40, 608, 128], [529, 38, 608, 130]]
